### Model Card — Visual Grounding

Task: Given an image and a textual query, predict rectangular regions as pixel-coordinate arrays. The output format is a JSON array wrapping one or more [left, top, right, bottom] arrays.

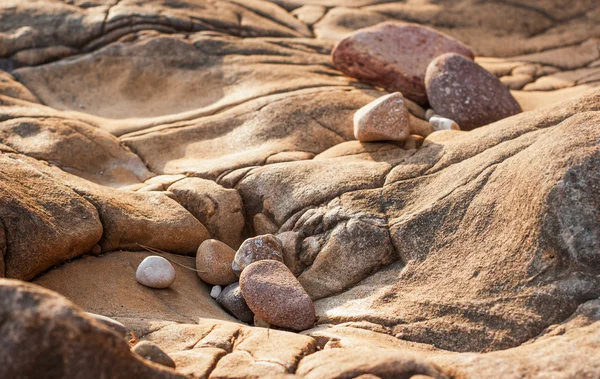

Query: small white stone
[[136, 256, 176, 289], [425, 109, 436, 121], [210, 285, 222, 299], [429, 116, 461, 131]]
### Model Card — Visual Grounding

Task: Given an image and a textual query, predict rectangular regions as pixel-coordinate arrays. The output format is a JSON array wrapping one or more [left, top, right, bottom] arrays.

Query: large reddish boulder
[[332, 22, 474, 105]]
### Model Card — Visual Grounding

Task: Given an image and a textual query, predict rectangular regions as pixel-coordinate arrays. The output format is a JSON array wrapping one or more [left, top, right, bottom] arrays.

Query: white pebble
[[210, 285, 222, 299], [136, 256, 176, 289], [430, 116, 461, 131]]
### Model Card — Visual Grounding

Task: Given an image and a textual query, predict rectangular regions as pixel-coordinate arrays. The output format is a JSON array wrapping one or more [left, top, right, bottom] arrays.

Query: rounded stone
[[131, 341, 176, 368], [332, 21, 474, 105], [135, 256, 176, 289], [353, 92, 410, 142], [425, 109, 436, 121], [216, 282, 254, 323], [429, 116, 461, 131], [239, 260, 315, 331], [232, 234, 284, 276], [196, 239, 238, 286], [425, 52, 522, 130], [210, 285, 222, 299]]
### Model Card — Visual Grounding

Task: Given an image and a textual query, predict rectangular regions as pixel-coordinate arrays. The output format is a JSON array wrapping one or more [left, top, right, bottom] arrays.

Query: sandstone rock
[[0, 154, 102, 280], [296, 348, 447, 379], [132, 341, 176, 369], [168, 178, 245, 249], [216, 282, 255, 324], [253, 212, 279, 235], [292, 5, 326, 26], [403, 135, 425, 150], [240, 260, 315, 331], [429, 116, 461, 131], [34, 251, 235, 326], [3, 1, 600, 377], [0, 279, 185, 379], [276, 231, 305, 276], [196, 239, 238, 286], [169, 348, 227, 379], [332, 22, 474, 105], [85, 312, 128, 338], [408, 116, 436, 137], [136, 256, 176, 289], [425, 53, 522, 130], [232, 234, 284, 276], [353, 92, 410, 142]]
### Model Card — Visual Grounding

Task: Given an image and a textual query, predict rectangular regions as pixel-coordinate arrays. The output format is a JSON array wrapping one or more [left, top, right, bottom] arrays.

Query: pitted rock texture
[[1, 1, 600, 378], [425, 53, 522, 130]]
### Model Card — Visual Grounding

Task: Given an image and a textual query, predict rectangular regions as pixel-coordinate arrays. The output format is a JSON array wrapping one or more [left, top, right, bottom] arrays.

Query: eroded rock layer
[[1, 1, 599, 378]]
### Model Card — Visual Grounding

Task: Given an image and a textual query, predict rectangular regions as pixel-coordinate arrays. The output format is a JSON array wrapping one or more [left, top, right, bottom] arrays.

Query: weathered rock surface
[[240, 260, 316, 331], [1, 1, 600, 378], [132, 341, 176, 369], [425, 53, 522, 130], [168, 178, 245, 249], [232, 234, 284, 276], [0, 279, 186, 379], [332, 22, 474, 104]]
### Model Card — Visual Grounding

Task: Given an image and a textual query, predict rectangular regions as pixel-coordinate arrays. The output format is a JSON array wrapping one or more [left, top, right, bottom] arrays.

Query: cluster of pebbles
[[136, 234, 315, 332], [333, 22, 522, 145]]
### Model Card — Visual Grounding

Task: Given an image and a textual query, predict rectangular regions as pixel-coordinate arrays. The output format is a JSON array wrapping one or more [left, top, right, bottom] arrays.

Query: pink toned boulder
[[425, 53, 522, 130], [332, 22, 474, 105], [354, 92, 410, 142], [239, 260, 315, 331]]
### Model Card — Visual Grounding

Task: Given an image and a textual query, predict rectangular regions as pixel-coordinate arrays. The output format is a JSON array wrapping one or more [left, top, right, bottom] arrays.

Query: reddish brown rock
[[425, 53, 522, 130], [353, 92, 410, 142], [232, 234, 284, 276], [332, 22, 474, 105], [239, 260, 315, 331], [196, 239, 238, 286]]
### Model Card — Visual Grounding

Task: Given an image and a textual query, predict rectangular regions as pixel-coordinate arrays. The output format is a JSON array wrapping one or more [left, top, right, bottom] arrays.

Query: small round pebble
[[216, 282, 254, 323], [232, 234, 284, 276], [196, 239, 238, 286], [135, 256, 176, 289], [131, 341, 176, 368], [429, 116, 460, 131], [239, 260, 315, 331], [210, 285, 222, 299], [425, 109, 436, 121]]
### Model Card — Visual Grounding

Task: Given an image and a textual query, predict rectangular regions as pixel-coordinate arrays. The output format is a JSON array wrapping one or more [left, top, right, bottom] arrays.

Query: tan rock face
[[332, 22, 474, 104], [1, 1, 600, 378], [0, 279, 186, 379]]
